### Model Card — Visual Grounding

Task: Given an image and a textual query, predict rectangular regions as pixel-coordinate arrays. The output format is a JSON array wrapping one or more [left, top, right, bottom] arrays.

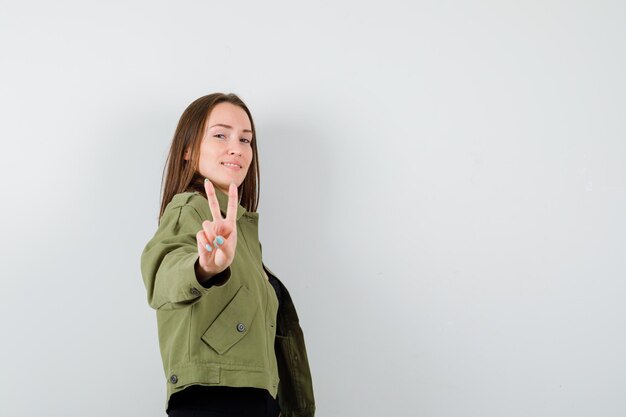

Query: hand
[[195, 180, 238, 281]]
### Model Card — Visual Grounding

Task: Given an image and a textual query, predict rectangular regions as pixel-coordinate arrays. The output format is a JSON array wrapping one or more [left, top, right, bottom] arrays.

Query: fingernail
[[204, 178, 209, 183], [215, 235, 225, 246], [205, 244, 212, 252]]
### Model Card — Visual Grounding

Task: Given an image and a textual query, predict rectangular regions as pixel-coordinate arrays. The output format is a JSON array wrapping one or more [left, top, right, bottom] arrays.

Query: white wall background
[[1, 1, 625, 416]]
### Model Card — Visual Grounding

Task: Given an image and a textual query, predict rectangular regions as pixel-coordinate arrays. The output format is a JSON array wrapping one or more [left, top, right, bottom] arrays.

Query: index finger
[[204, 179, 223, 221], [225, 182, 238, 223]]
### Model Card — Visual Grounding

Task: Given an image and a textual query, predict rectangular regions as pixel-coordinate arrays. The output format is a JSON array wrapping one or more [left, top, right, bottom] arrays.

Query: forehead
[[207, 102, 251, 130]]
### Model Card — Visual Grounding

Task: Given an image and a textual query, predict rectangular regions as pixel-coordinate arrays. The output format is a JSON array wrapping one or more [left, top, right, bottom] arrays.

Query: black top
[[168, 385, 280, 416]]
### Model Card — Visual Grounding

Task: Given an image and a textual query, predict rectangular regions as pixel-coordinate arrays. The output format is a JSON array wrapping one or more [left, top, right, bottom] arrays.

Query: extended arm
[[140, 205, 230, 310]]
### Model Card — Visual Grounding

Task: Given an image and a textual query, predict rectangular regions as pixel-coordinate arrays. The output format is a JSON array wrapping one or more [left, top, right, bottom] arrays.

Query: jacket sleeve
[[140, 204, 230, 310]]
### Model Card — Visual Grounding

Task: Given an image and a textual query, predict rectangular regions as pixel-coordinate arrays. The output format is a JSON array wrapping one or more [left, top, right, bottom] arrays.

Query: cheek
[[200, 144, 222, 161]]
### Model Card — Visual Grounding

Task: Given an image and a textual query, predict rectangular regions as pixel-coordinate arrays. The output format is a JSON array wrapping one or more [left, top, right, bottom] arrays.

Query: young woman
[[141, 93, 315, 417]]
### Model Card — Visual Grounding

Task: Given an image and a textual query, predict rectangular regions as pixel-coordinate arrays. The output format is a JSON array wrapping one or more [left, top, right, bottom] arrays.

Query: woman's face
[[191, 102, 254, 194]]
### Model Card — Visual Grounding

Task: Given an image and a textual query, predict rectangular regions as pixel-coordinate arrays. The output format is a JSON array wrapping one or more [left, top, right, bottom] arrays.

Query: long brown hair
[[158, 93, 260, 222]]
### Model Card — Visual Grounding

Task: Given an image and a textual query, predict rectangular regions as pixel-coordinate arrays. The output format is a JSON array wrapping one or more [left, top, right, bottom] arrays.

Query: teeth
[[222, 163, 240, 168]]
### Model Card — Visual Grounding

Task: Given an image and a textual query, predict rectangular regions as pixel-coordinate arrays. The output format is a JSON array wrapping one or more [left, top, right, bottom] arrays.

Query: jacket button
[[236, 323, 246, 332], [169, 375, 178, 384], [190, 287, 201, 296]]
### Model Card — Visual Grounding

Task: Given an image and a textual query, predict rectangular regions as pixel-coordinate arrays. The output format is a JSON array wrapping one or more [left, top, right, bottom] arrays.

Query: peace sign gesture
[[195, 179, 239, 283]]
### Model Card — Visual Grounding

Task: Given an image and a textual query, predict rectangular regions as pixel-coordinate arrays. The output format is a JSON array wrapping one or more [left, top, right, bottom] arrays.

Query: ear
[[183, 148, 190, 161]]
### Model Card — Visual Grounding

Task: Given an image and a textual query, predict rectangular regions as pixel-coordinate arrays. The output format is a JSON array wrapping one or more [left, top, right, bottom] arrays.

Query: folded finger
[[200, 221, 216, 251], [213, 235, 225, 248], [196, 230, 214, 256]]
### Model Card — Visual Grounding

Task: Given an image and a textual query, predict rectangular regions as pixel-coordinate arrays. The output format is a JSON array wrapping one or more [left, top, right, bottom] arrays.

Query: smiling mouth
[[221, 162, 242, 169]]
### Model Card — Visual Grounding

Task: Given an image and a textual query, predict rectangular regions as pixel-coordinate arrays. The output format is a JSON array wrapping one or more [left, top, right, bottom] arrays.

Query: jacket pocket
[[201, 285, 258, 354]]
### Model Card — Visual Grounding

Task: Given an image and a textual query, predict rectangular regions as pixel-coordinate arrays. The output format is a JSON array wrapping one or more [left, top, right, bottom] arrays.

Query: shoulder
[[166, 191, 200, 208], [163, 191, 208, 222]]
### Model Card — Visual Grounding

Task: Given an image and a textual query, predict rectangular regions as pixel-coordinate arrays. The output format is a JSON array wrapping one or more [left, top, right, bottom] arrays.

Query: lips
[[221, 161, 243, 169]]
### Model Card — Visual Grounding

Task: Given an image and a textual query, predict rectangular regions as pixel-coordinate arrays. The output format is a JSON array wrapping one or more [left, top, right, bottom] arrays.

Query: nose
[[227, 139, 244, 156]]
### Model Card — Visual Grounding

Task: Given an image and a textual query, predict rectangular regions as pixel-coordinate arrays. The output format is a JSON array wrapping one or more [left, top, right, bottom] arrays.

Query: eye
[[214, 134, 226, 140], [240, 138, 252, 144]]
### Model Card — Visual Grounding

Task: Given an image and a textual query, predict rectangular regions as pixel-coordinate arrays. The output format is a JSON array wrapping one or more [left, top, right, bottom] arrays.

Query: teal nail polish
[[215, 236, 225, 246], [205, 244, 212, 252]]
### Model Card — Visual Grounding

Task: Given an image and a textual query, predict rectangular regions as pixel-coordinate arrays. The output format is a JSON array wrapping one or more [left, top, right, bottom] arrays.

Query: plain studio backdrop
[[1, 1, 625, 416]]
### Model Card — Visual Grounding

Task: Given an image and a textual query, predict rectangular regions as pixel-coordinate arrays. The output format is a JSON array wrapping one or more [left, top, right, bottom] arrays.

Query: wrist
[[194, 259, 215, 282], [195, 259, 231, 288]]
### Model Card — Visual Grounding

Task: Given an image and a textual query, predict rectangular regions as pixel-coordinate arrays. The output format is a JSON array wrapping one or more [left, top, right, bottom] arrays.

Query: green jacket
[[140, 189, 315, 416]]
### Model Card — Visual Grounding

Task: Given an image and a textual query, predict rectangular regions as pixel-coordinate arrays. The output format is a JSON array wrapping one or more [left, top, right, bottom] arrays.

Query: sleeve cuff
[[192, 257, 232, 290], [199, 267, 231, 288]]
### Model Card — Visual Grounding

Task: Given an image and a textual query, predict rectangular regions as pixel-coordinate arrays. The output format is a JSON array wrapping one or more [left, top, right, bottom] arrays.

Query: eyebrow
[[209, 123, 253, 134]]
